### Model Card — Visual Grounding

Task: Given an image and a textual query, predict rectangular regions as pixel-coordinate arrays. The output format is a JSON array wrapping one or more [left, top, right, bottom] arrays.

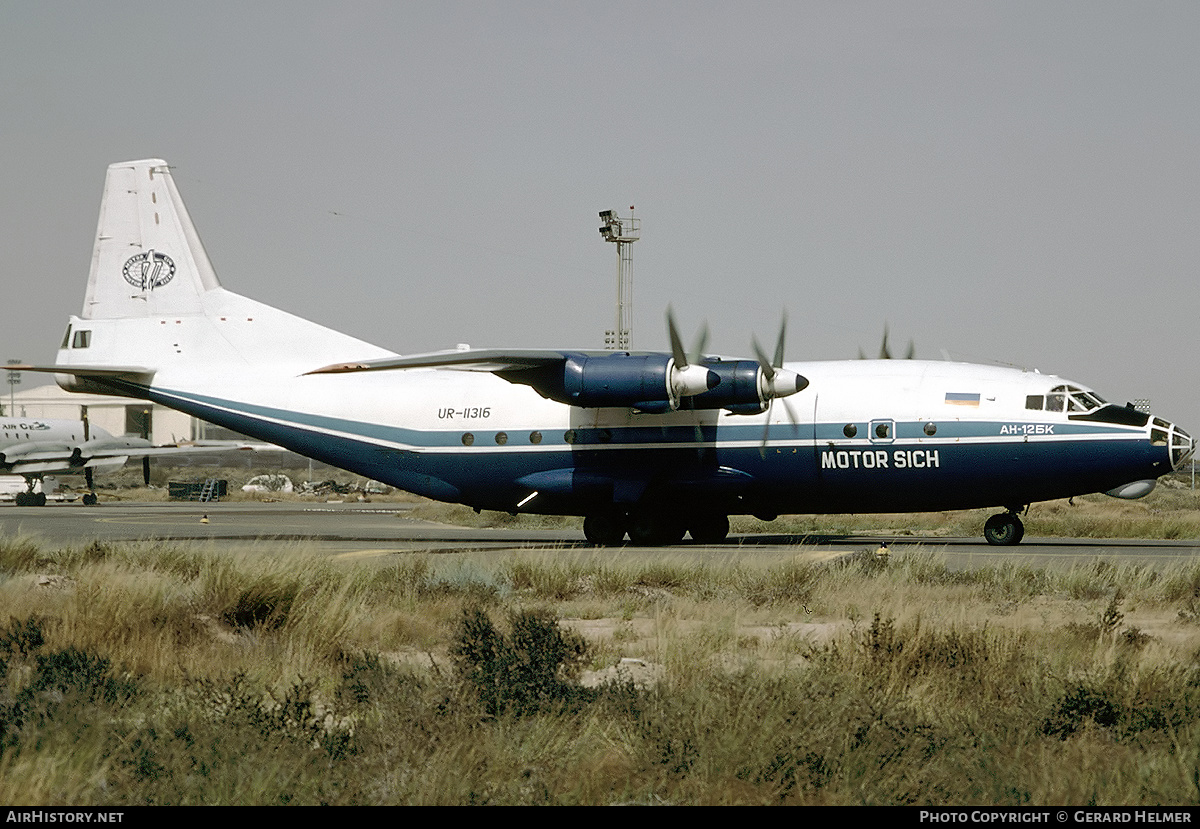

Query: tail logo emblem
[[122, 250, 176, 290]]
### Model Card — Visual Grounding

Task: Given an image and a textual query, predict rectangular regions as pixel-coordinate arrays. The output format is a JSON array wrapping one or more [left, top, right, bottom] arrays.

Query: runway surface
[[2, 500, 1198, 570]]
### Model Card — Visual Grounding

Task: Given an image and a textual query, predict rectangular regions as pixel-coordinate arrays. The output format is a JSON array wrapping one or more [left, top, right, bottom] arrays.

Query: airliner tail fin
[[56, 159, 393, 387]]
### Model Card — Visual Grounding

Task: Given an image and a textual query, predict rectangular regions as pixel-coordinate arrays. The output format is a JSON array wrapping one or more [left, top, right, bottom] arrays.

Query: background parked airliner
[[0, 414, 264, 505], [0, 417, 154, 505], [23, 159, 1195, 544]]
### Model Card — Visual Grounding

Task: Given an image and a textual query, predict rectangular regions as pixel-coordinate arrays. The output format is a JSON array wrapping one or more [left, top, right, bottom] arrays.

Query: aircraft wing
[[305, 344, 805, 414], [305, 349, 603, 375], [2, 438, 276, 478]]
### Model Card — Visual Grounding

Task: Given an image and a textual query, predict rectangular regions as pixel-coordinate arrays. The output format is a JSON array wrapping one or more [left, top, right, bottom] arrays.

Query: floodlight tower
[[5, 359, 20, 417], [599, 207, 639, 350]]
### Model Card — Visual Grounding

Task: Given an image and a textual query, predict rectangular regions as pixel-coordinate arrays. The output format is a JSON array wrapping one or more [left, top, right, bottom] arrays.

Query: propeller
[[689, 322, 709, 366], [665, 307, 719, 406], [859, 324, 915, 360], [751, 314, 808, 457], [751, 313, 808, 403], [665, 309, 717, 447]]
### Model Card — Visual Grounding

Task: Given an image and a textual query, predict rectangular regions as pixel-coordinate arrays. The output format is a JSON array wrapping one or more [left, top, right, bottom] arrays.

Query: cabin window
[[461, 433, 474, 446], [843, 424, 857, 438], [564, 430, 577, 444], [494, 432, 508, 445], [72, 330, 91, 349], [868, 419, 895, 444], [923, 422, 937, 436], [1025, 395, 1044, 411], [529, 431, 542, 444]]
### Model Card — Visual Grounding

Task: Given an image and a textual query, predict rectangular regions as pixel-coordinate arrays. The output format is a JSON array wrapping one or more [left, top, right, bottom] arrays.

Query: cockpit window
[[1044, 384, 1105, 414]]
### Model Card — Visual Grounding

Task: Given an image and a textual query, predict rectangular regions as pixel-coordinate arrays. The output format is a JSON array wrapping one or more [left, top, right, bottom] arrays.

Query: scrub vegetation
[[3, 524, 1200, 805]]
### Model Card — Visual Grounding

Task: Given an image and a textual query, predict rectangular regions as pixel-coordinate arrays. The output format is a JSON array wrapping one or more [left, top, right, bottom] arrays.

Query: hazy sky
[[2, 2, 1198, 423]]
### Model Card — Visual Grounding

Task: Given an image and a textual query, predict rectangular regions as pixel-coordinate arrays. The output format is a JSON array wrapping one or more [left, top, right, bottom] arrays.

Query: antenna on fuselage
[[599, 207, 639, 350]]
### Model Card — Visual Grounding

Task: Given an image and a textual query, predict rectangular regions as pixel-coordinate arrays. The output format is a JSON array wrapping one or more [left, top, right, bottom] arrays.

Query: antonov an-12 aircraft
[[22, 159, 1195, 544]]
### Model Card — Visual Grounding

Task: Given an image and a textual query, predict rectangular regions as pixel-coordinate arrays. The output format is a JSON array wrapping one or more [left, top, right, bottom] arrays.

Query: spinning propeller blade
[[753, 314, 807, 457], [665, 308, 718, 402], [861, 324, 915, 360]]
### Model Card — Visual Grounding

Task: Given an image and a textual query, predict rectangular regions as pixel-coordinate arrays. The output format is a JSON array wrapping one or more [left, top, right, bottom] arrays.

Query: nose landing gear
[[983, 509, 1025, 546]]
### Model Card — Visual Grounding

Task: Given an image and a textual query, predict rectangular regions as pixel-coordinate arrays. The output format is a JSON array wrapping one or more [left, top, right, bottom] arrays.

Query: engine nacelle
[[508, 353, 797, 413], [562, 354, 676, 410], [684, 360, 766, 412]]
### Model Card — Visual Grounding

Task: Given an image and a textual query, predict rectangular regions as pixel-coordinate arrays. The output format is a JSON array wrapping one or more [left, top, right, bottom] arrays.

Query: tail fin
[[83, 159, 220, 320], [57, 159, 392, 386]]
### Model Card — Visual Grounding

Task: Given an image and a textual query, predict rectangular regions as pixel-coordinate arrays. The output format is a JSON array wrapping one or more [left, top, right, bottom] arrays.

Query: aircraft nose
[[1155, 417, 1194, 471]]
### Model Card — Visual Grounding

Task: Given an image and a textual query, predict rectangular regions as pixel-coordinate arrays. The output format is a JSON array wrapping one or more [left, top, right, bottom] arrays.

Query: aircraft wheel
[[689, 515, 730, 544], [34, 492, 47, 507], [983, 513, 1024, 546], [583, 513, 626, 546], [15, 492, 29, 507], [82, 493, 98, 506], [628, 513, 685, 546]]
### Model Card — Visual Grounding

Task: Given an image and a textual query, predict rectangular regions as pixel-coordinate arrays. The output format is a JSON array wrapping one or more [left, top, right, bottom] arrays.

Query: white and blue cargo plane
[[22, 159, 1195, 545]]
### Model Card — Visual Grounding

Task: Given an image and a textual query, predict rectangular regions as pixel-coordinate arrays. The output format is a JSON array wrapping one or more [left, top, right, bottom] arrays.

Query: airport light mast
[[5, 359, 20, 417], [599, 207, 639, 350]]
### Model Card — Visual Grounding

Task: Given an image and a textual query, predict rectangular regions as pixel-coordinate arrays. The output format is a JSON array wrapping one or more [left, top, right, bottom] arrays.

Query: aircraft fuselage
[[84, 357, 1184, 521]]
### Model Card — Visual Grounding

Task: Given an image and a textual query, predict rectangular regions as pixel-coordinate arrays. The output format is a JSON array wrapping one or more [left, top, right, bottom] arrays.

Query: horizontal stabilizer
[[13, 364, 156, 385]]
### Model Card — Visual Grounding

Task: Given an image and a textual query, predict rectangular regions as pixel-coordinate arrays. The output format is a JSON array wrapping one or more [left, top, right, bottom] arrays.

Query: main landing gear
[[11, 475, 98, 506], [14, 476, 47, 507], [14, 490, 47, 507], [983, 509, 1025, 546], [583, 510, 730, 547]]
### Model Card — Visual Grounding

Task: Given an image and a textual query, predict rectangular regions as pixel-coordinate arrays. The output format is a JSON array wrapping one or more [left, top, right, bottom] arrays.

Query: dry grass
[[3, 528, 1200, 804]]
